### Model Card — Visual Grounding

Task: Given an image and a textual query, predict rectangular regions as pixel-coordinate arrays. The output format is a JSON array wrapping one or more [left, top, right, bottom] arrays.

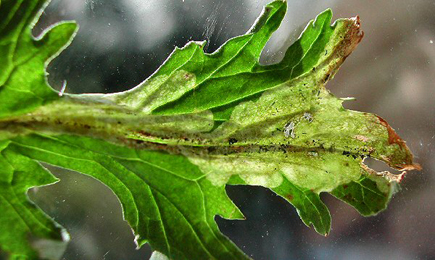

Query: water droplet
[[430, 40, 433, 44]]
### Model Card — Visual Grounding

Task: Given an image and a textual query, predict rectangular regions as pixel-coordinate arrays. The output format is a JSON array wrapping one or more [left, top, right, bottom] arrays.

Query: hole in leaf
[[363, 157, 402, 175]]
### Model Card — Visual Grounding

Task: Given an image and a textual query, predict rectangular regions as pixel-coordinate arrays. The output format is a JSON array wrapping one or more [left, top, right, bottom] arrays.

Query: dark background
[[27, 0, 435, 259]]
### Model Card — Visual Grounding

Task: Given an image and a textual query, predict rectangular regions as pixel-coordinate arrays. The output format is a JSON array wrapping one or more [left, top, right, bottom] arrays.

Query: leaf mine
[[0, 0, 421, 259]]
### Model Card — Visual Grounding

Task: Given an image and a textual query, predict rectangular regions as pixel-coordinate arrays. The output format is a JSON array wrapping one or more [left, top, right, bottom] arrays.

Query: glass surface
[[26, 0, 435, 259]]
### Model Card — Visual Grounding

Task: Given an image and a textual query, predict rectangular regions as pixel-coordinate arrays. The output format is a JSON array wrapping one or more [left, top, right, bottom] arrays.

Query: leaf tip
[[247, 0, 287, 35], [317, 8, 333, 23]]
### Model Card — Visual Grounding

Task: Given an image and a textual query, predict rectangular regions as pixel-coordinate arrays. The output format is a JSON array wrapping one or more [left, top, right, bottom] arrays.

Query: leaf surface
[[0, 140, 67, 259], [10, 134, 247, 259], [0, 0, 421, 259], [0, 0, 76, 118]]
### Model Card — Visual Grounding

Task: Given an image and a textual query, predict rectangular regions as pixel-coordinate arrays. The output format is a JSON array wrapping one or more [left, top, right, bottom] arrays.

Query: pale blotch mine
[[105, 70, 196, 114], [188, 155, 284, 188]]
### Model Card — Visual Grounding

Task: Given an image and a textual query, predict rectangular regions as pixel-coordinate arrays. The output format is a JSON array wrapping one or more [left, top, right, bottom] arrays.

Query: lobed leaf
[[11, 134, 248, 259], [0, 0, 421, 259], [0, 0, 77, 118], [0, 140, 67, 259]]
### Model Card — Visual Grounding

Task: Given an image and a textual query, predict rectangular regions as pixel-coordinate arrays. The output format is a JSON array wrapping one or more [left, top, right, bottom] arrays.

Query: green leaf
[[0, 140, 68, 259], [11, 133, 248, 259], [0, 0, 77, 118], [271, 178, 331, 235], [104, 3, 337, 120], [0, 0, 421, 259]]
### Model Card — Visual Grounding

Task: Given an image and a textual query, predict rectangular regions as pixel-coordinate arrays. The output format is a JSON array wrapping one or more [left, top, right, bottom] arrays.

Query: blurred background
[[26, 0, 435, 259]]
